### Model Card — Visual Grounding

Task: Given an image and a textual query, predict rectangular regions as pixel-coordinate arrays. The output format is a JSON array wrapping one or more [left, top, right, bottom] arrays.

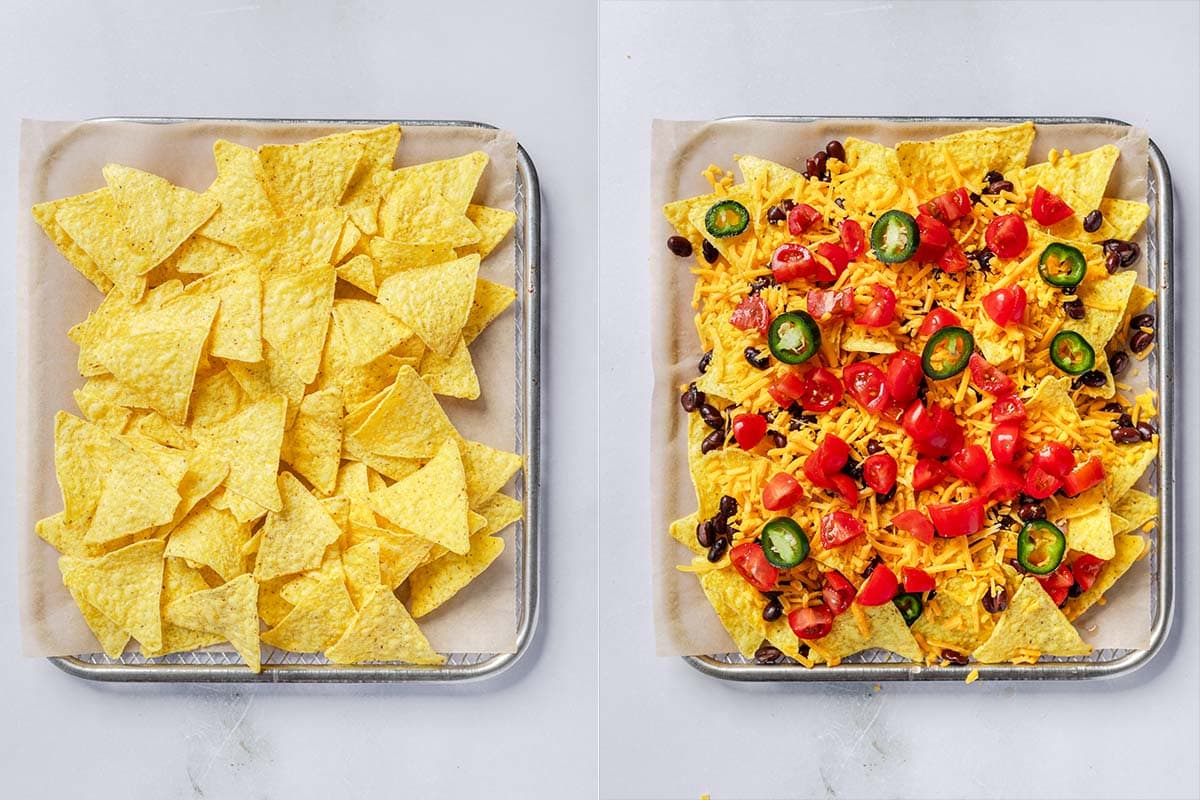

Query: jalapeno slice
[[1049, 330, 1095, 375], [704, 200, 750, 238], [760, 517, 810, 568], [870, 210, 920, 264], [1016, 519, 1067, 575], [921, 326, 975, 379], [1037, 242, 1087, 288], [893, 592, 924, 625], [768, 311, 821, 365]]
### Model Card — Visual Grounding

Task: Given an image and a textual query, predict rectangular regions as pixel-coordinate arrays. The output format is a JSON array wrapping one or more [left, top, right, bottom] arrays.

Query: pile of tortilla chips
[[663, 122, 1159, 668], [34, 124, 524, 671]]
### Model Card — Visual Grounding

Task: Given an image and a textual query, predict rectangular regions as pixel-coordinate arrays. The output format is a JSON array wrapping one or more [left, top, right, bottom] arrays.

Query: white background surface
[[0, 1, 597, 798], [599, 2, 1199, 799]]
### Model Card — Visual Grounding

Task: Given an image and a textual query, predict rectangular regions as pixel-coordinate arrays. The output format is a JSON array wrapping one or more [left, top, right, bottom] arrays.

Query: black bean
[[695, 520, 715, 548], [1102, 401, 1124, 413], [766, 204, 787, 224], [702, 240, 719, 264], [1130, 329, 1155, 353], [841, 458, 863, 482], [747, 275, 774, 295], [1068, 582, 1084, 597], [1009, 558, 1029, 576], [1136, 422, 1156, 442], [1119, 241, 1140, 267], [762, 597, 784, 622], [1064, 299, 1086, 320], [1112, 426, 1144, 445], [1080, 370, 1107, 388], [680, 383, 704, 412], [698, 350, 713, 374], [706, 538, 728, 563], [766, 430, 788, 449], [1017, 502, 1047, 522], [1146, 418, 1159, 434], [1061, 284, 1078, 296], [877, 486, 897, 504], [969, 192, 982, 205], [754, 643, 784, 664], [834, 197, 846, 209], [981, 586, 1009, 614], [1102, 239, 1121, 254], [983, 170, 1005, 184], [1118, 413, 1134, 428], [983, 180, 1014, 195], [866, 439, 884, 455], [805, 151, 827, 180], [698, 403, 724, 430], [942, 649, 969, 666], [719, 495, 738, 519], [1083, 210, 1103, 233], [709, 514, 727, 538], [700, 429, 725, 454], [1130, 313, 1155, 331], [1105, 251, 1122, 274], [667, 235, 693, 257], [975, 248, 995, 270], [744, 347, 770, 369], [1109, 351, 1130, 376]]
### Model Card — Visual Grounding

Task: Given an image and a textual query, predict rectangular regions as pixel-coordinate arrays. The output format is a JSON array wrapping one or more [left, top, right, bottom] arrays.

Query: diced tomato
[[1063, 456, 1105, 497], [770, 243, 816, 283], [912, 458, 946, 491], [820, 510, 866, 549], [730, 542, 779, 592], [886, 351, 924, 405], [991, 394, 1027, 423], [990, 421, 1023, 464], [928, 497, 987, 538], [1024, 465, 1063, 499], [1032, 442, 1076, 478], [1037, 564, 1074, 606], [912, 404, 964, 458], [767, 371, 807, 407], [945, 444, 989, 484], [822, 571, 856, 615], [854, 284, 896, 328], [803, 451, 834, 490], [731, 413, 767, 450], [902, 567, 936, 594], [1071, 555, 1106, 592], [787, 202, 822, 235], [840, 219, 866, 259], [862, 453, 898, 495], [978, 462, 1024, 503], [984, 214, 1029, 259], [788, 605, 834, 639], [918, 307, 960, 337], [856, 565, 899, 606], [920, 188, 972, 223], [763, 472, 804, 511], [830, 473, 860, 506], [891, 509, 935, 544], [806, 287, 854, 320], [914, 213, 951, 262], [730, 295, 771, 335], [968, 352, 1015, 396], [1031, 186, 1075, 226], [814, 434, 850, 475], [814, 243, 850, 281], [938, 241, 969, 274], [982, 285, 1027, 327], [842, 363, 890, 414], [798, 367, 844, 413]]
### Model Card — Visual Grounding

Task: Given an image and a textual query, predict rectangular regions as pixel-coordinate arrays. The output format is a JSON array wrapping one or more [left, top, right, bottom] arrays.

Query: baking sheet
[[650, 118, 1159, 662], [19, 119, 525, 662]]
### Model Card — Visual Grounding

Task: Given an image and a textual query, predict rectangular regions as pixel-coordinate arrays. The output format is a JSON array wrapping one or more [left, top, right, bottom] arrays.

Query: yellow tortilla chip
[[163, 502, 250, 582], [837, 138, 907, 214], [348, 523, 434, 589], [458, 204, 516, 259], [699, 567, 767, 658], [810, 602, 922, 664], [1016, 145, 1120, 216], [254, 472, 344, 581], [896, 122, 1036, 196], [261, 264, 336, 385], [144, 557, 225, 658], [182, 265, 263, 363], [408, 533, 504, 618], [335, 253, 377, 295], [911, 572, 997, 656], [473, 492, 523, 537], [36, 512, 87, 558], [325, 585, 444, 665], [419, 337, 479, 399], [1053, 485, 1115, 560], [259, 135, 362, 216], [1050, 197, 1150, 243], [72, 376, 135, 433], [1105, 438, 1157, 503], [70, 278, 184, 376], [164, 574, 261, 672], [369, 437, 470, 555], [338, 125, 402, 234], [323, 353, 406, 411], [376, 253, 479, 357], [460, 439, 522, 507], [350, 366, 456, 459], [189, 368, 245, 428], [156, 234, 245, 279], [1112, 489, 1157, 532], [377, 170, 481, 247], [237, 207, 346, 275], [59, 539, 165, 652], [462, 278, 517, 344], [261, 569, 356, 654], [972, 577, 1091, 662], [1063, 535, 1148, 621], [199, 139, 277, 245], [102, 163, 219, 274], [225, 342, 306, 427], [367, 237, 459, 283], [31, 196, 114, 292], [279, 387, 343, 496], [53, 188, 150, 299], [1063, 270, 1138, 351], [341, 539, 383, 610], [325, 298, 412, 373], [67, 584, 130, 658], [196, 395, 286, 512], [668, 513, 704, 557]]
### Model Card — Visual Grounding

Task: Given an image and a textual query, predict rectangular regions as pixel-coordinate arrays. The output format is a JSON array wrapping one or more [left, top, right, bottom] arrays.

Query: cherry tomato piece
[[763, 472, 804, 511], [1036, 563, 1074, 606], [902, 566, 936, 594], [767, 371, 807, 407], [919, 307, 961, 337], [862, 453, 898, 495], [822, 571, 856, 615], [856, 565, 899, 606], [985, 214, 1029, 258], [1033, 442, 1076, 478], [945, 444, 989, 484], [855, 284, 897, 328], [938, 241, 969, 273], [982, 285, 1027, 327], [814, 434, 851, 474], [914, 213, 951, 262], [730, 542, 779, 592], [798, 368, 844, 413], [787, 202, 822, 235], [991, 394, 1027, 423], [1024, 465, 1064, 500], [730, 295, 771, 334], [928, 497, 987, 538], [891, 509, 935, 544], [1071, 555, 1106, 592], [1032, 186, 1075, 226], [979, 462, 1024, 503], [991, 421, 1023, 464], [820, 510, 866, 549], [886, 351, 924, 405], [912, 458, 947, 491], [814, 243, 850, 281], [788, 605, 834, 639], [1063, 456, 1105, 497], [842, 363, 890, 414], [829, 472, 860, 506], [803, 451, 834, 490], [840, 219, 866, 259], [806, 287, 854, 320], [968, 352, 1016, 396], [731, 413, 767, 450], [770, 243, 816, 283], [920, 188, 972, 223]]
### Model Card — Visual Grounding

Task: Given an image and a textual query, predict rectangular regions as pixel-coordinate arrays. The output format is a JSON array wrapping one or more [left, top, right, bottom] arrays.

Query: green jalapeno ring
[[1016, 520, 1067, 575], [759, 517, 810, 569]]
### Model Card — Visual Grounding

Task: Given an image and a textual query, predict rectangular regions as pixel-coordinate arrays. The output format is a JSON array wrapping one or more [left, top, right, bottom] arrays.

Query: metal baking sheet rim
[[44, 117, 542, 684], [680, 115, 1175, 683]]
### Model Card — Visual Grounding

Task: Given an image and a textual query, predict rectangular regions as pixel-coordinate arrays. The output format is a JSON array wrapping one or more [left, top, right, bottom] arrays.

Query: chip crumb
[[965, 668, 980, 684]]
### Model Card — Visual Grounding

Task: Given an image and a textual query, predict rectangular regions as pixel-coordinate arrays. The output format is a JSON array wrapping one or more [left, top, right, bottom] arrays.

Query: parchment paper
[[650, 118, 1155, 658], [19, 119, 523, 658]]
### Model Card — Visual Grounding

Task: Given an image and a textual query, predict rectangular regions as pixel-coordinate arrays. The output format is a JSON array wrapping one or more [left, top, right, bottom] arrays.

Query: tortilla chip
[[260, 569, 356, 653], [335, 253, 377, 295], [254, 472, 344, 581], [459, 439, 522, 507], [325, 298, 412, 373], [196, 395, 286, 512], [472, 492, 523, 537], [237, 207, 346, 275], [144, 557, 226, 657], [67, 584, 130, 658], [419, 337, 479, 399], [972, 577, 1091, 662], [1050, 197, 1150, 243], [164, 502, 250, 582], [261, 264, 336, 385], [912, 572, 996, 656], [324, 585, 444, 665], [53, 188, 150, 299], [164, 574, 261, 672], [367, 238, 459, 282], [31, 196, 114, 292], [810, 602, 922, 664], [1063, 535, 1148, 621], [376, 254, 479, 357], [698, 567, 768, 658], [341, 539, 383, 610], [182, 265, 263, 363], [199, 139, 277, 245], [1112, 489, 1157, 532], [1054, 485, 1115, 560], [462, 278, 517, 344], [668, 513, 705, 556], [408, 533, 504, 617], [349, 523, 434, 589], [350, 366, 456, 459], [1105, 438, 1158, 504], [377, 174, 480, 247], [189, 368, 245, 428], [896, 122, 1036, 196], [259, 135, 362, 216], [458, 204, 516, 259], [36, 512, 87, 558], [59, 539, 165, 652], [837, 138, 907, 214], [369, 437, 470, 555], [1063, 270, 1138, 351], [1016, 145, 1121, 215], [102, 163, 219, 276], [225, 342, 306, 427]]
